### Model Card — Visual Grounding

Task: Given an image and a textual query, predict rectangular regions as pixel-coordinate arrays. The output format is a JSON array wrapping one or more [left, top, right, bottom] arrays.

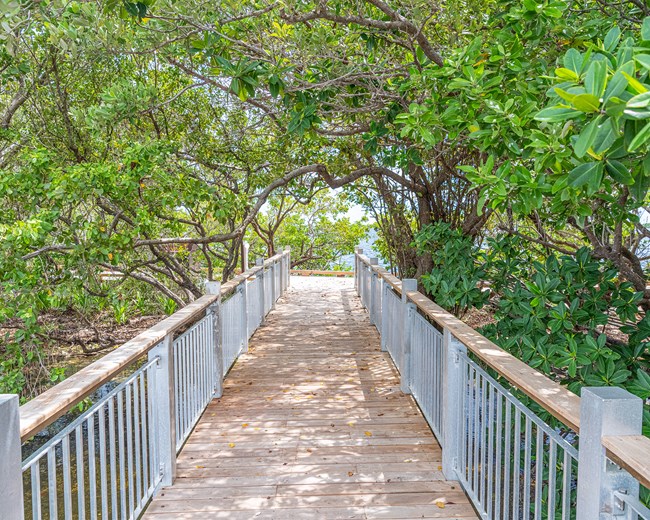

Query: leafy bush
[[413, 223, 489, 317], [481, 247, 646, 389], [415, 227, 649, 432]]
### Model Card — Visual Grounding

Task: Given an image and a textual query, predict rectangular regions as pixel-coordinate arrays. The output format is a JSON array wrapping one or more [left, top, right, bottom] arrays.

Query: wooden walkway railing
[[1, 249, 291, 520], [2, 246, 648, 519], [355, 250, 650, 520], [141, 275, 479, 519]]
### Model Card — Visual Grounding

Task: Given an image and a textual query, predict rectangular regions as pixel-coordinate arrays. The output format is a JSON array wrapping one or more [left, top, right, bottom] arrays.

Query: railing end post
[[576, 386, 643, 520], [0, 395, 24, 520]]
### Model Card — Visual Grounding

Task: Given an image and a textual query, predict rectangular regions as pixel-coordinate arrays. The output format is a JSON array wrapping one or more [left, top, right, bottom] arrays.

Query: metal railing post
[[270, 259, 277, 309], [0, 395, 24, 520], [256, 257, 266, 321], [204, 281, 223, 397], [279, 249, 285, 293], [400, 279, 417, 394], [284, 246, 291, 289], [354, 247, 360, 293], [240, 278, 249, 353], [380, 279, 389, 352], [369, 257, 379, 326], [275, 258, 280, 302], [148, 333, 177, 487], [355, 248, 363, 296], [576, 387, 643, 519], [442, 330, 467, 479]]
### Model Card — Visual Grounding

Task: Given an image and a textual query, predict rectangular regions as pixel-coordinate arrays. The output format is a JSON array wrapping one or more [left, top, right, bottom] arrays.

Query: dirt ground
[[1, 310, 164, 398]]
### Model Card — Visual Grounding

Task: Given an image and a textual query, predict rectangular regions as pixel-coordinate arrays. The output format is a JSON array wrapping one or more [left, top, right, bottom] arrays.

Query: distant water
[[339, 229, 387, 270]]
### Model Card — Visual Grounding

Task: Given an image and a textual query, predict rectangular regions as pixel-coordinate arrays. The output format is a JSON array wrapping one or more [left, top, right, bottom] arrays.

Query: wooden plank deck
[[142, 277, 478, 519]]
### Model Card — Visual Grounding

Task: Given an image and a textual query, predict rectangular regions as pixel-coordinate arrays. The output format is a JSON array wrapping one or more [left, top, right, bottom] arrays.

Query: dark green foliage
[[414, 224, 649, 432], [414, 223, 489, 317]]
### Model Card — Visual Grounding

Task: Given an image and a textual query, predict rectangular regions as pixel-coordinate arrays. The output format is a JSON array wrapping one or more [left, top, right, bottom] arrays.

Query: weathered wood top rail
[[602, 435, 650, 491], [357, 253, 650, 493], [363, 260, 581, 431], [19, 251, 287, 442]]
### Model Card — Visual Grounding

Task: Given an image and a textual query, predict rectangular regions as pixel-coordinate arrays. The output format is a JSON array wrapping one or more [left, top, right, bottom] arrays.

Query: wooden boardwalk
[[143, 277, 478, 519]]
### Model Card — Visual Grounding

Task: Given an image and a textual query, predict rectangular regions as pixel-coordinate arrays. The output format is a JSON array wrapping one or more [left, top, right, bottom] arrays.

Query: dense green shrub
[[415, 223, 650, 432], [413, 223, 489, 317]]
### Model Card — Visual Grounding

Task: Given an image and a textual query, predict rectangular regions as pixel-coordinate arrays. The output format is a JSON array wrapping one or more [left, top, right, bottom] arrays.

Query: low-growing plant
[[164, 298, 177, 316]]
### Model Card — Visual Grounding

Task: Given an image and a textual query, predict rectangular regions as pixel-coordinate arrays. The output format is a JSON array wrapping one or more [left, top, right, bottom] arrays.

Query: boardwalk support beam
[[0, 395, 23, 520], [400, 278, 417, 394], [576, 387, 642, 519]]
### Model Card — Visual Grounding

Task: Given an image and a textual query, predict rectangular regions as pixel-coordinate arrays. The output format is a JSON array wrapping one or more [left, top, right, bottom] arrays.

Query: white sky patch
[[346, 204, 371, 223]]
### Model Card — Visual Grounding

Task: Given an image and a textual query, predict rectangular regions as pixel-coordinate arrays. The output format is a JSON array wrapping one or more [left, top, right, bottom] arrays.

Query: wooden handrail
[[357, 254, 650, 491], [358, 254, 581, 430], [19, 252, 289, 442], [602, 435, 650, 490]]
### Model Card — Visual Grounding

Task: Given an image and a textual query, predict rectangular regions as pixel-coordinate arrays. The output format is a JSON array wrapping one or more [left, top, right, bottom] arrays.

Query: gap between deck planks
[[142, 277, 479, 520]]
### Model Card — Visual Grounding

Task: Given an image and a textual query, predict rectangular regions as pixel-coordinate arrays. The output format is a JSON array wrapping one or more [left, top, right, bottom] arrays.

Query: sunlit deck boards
[[142, 277, 478, 519]]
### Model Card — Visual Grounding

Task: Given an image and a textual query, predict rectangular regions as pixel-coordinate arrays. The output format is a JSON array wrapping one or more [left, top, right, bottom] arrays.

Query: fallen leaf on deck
[[228, 443, 236, 448], [364, 431, 372, 436]]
